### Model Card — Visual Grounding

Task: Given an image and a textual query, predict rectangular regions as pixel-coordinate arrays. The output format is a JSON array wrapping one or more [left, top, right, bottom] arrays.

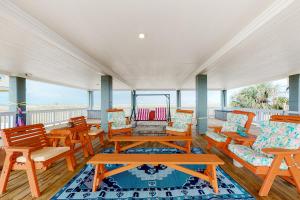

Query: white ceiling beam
[[0, 0, 132, 88], [179, 0, 295, 89]]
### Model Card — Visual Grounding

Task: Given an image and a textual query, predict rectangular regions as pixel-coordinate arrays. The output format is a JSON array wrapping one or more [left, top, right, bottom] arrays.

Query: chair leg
[[285, 155, 300, 193], [86, 135, 95, 156], [79, 133, 89, 157], [99, 134, 104, 146], [25, 159, 40, 197], [0, 152, 14, 194], [206, 142, 212, 151], [66, 154, 75, 171], [259, 155, 283, 196]]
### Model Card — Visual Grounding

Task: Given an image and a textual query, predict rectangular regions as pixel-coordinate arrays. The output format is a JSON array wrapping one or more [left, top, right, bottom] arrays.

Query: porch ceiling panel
[[11, 0, 275, 90], [204, 0, 300, 90]]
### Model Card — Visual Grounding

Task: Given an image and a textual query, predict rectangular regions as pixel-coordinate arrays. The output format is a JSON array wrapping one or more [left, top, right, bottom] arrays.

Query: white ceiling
[[1, 0, 299, 90]]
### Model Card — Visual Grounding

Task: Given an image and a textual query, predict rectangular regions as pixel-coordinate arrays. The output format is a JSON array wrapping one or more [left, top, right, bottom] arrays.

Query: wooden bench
[[0, 124, 75, 197], [110, 135, 192, 153], [88, 154, 224, 193], [225, 115, 300, 196]]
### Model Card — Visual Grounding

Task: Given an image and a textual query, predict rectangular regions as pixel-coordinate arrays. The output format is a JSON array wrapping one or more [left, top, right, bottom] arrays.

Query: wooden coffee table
[[88, 153, 224, 193]]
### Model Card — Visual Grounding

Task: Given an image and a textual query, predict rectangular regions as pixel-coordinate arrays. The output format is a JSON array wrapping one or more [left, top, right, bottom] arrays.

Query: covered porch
[[1, 0, 300, 199]]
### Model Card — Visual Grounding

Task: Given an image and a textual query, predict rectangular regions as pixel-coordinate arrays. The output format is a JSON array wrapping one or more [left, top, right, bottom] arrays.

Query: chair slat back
[[1, 124, 49, 148], [232, 110, 256, 132], [270, 115, 300, 124], [69, 116, 88, 132]]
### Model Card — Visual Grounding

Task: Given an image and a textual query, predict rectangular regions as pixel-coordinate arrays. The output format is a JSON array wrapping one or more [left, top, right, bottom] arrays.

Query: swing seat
[[149, 110, 155, 121], [136, 107, 167, 121]]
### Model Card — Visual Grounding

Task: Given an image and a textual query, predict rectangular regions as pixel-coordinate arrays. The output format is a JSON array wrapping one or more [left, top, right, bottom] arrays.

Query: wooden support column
[[196, 74, 207, 134], [101, 75, 113, 132]]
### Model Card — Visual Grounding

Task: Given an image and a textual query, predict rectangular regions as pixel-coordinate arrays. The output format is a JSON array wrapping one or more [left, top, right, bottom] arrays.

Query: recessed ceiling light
[[138, 33, 145, 39]]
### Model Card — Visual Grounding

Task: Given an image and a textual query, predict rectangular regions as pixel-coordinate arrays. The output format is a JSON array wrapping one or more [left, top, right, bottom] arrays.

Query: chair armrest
[[262, 148, 300, 155], [222, 132, 256, 144], [168, 121, 173, 126], [208, 126, 222, 133]]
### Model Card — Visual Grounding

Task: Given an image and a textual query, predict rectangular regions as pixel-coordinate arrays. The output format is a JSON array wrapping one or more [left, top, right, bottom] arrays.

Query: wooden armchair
[[107, 109, 132, 139], [226, 115, 300, 196], [0, 124, 75, 197], [204, 110, 255, 151], [166, 109, 193, 136], [69, 116, 104, 156]]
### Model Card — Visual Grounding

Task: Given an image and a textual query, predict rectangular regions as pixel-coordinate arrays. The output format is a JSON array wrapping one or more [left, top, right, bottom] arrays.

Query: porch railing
[[26, 108, 88, 127], [0, 112, 16, 129]]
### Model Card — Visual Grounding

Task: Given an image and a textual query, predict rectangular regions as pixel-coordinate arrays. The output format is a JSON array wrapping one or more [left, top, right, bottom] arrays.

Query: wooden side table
[[49, 127, 90, 160]]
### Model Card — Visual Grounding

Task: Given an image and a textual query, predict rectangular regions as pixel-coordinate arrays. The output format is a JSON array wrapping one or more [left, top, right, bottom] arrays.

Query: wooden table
[[49, 126, 90, 158], [110, 135, 193, 153], [88, 154, 224, 193]]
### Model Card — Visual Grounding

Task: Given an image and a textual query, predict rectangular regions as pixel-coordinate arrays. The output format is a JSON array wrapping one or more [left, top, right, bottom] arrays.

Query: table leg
[[92, 164, 100, 192], [206, 165, 218, 193], [186, 141, 191, 153], [115, 141, 120, 153]]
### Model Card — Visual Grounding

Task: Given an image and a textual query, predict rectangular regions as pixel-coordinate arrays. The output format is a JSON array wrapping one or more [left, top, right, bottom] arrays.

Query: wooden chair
[[204, 110, 256, 151], [69, 116, 104, 156], [225, 115, 300, 196], [107, 109, 132, 139], [0, 124, 75, 197], [166, 109, 193, 136]]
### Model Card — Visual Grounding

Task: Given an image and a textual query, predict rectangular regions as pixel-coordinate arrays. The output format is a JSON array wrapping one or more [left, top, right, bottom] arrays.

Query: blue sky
[[0, 77, 288, 108]]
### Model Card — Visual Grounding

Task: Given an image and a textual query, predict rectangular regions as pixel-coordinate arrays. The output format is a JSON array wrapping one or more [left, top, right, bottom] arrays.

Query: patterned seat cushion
[[228, 144, 288, 170], [221, 113, 248, 132], [170, 112, 193, 132], [206, 131, 228, 142], [253, 121, 300, 157], [108, 111, 128, 130]]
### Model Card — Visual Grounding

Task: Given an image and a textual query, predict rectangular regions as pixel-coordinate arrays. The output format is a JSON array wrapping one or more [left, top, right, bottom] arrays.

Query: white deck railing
[[27, 108, 87, 127], [0, 112, 16, 129]]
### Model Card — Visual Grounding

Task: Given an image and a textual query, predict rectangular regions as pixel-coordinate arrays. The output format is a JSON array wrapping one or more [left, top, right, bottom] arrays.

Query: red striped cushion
[[154, 107, 167, 121], [137, 108, 150, 120]]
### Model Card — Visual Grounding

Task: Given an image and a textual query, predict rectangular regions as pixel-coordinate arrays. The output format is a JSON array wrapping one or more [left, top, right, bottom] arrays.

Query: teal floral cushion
[[108, 111, 127, 129], [252, 121, 300, 156], [171, 112, 193, 131], [221, 113, 248, 132], [228, 144, 288, 170], [237, 126, 248, 137], [206, 131, 228, 142]]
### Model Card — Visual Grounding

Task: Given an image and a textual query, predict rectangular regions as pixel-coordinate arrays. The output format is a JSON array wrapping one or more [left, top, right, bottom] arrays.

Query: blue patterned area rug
[[52, 148, 255, 200]]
